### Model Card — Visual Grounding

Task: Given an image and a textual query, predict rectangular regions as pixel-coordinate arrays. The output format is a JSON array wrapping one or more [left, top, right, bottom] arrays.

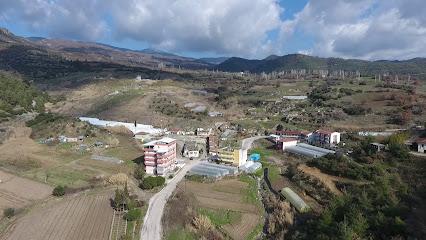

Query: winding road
[[140, 135, 267, 240], [140, 159, 199, 240]]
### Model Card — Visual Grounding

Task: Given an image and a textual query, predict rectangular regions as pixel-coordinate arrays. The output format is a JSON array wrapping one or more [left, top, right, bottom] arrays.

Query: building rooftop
[[144, 137, 176, 146], [416, 138, 426, 144]]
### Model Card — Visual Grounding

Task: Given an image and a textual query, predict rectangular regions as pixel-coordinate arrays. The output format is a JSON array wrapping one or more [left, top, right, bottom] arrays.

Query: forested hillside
[[0, 72, 50, 121], [216, 54, 426, 78]]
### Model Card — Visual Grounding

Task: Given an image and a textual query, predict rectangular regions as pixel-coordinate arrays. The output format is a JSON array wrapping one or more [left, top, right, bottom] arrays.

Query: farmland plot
[[165, 179, 262, 240], [0, 170, 52, 216], [2, 191, 114, 240]]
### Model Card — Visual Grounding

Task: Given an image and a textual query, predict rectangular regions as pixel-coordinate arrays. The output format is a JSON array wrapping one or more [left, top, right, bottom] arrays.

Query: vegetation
[[52, 185, 66, 196], [133, 165, 145, 181], [197, 208, 241, 227], [217, 53, 426, 78], [3, 208, 15, 218], [26, 112, 65, 128], [125, 208, 142, 221], [239, 175, 259, 205], [307, 154, 377, 180], [166, 227, 196, 240], [288, 136, 422, 240], [149, 95, 207, 119], [0, 72, 49, 119], [343, 105, 371, 115], [139, 176, 165, 190]]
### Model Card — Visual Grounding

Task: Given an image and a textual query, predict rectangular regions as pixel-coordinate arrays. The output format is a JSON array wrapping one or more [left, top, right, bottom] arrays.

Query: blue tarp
[[249, 153, 261, 161]]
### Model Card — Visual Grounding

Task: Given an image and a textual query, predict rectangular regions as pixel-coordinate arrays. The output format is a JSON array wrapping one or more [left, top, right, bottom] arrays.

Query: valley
[[0, 26, 425, 240]]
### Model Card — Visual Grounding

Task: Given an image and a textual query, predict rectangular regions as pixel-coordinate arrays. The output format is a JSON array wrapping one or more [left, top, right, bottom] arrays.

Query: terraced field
[[2, 191, 114, 240]]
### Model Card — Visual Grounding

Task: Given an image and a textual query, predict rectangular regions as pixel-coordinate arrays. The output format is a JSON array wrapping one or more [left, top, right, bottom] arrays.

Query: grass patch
[[239, 175, 259, 205], [197, 208, 241, 227], [88, 90, 142, 115], [166, 227, 196, 240]]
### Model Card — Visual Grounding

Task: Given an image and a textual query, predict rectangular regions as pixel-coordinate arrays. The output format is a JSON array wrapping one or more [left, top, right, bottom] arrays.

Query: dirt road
[[140, 159, 200, 240]]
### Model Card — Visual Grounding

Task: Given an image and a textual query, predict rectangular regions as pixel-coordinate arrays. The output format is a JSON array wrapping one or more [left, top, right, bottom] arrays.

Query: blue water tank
[[249, 153, 261, 161]]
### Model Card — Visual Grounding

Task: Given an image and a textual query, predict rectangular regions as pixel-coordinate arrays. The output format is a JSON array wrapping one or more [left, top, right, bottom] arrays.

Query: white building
[[309, 130, 340, 146], [278, 138, 298, 150], [417, 138, 426, 153], [143, 137, 177, 175], [183, 142, 200, 158]]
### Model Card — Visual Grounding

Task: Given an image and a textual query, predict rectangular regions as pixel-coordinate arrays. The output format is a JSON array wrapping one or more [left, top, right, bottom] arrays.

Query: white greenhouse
[[281, 187, 310, 213]]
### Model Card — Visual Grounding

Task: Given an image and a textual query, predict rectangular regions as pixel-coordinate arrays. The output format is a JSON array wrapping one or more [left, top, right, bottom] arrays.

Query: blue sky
[[1, 0, 425, 60]]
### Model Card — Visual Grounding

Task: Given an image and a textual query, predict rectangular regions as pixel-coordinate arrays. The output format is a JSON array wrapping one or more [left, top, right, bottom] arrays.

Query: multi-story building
[[217, 147, 247, 167], [207, 133, 219, 155], [309, 130, 340, 146], [143, 137, 177, 175]]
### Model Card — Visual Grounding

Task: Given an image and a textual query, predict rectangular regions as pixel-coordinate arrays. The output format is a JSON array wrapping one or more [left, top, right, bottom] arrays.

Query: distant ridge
[[198, 57, 229, 65], [216, 54, 426, 77]]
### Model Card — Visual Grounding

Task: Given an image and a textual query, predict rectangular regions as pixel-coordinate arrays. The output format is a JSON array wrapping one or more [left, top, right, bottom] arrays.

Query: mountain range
[[1, 27, 426, 82], [216, 54, 426, 77]]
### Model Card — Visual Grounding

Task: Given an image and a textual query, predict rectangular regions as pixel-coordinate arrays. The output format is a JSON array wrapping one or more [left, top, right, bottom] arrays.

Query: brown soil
[[0, 170, 52, 217], [297, 164, 365, 196], [0, 123, 58, 170], [2, 190, 114, 240]]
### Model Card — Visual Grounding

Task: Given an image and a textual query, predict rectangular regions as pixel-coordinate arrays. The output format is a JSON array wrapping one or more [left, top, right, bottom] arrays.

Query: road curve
[[241, 136, 268, 150], [140, 159, 199, 240]]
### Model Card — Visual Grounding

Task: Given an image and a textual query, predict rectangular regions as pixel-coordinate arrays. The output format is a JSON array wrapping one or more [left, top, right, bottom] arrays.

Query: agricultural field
[[1, 190, 114, 240], [0, 115, 141, 189], [163, 178, 263, 240], [0, 170, 52, 218]]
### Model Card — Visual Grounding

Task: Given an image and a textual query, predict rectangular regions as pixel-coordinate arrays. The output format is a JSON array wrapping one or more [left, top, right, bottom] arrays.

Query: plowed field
[[2, 191, 114, 240]]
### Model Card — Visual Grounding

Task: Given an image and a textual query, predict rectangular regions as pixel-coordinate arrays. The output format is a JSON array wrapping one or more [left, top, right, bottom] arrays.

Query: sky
[[0, 0, 426, 60]]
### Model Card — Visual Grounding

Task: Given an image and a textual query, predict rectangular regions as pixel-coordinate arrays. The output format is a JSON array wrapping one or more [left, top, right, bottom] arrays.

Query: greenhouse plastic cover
[[79, 117, 164, 135], [281, 187, 310, 212], [286, 143, 335, 158], [188, 162, 238, 177]]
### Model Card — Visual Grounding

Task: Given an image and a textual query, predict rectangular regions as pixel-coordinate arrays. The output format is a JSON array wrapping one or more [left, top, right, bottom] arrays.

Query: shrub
[[3, 208, 15, 218], [133, 165, 145, 180], [125, 208, 142, 221], [52, 185, 66, 196], [139, 176, 165, 190]]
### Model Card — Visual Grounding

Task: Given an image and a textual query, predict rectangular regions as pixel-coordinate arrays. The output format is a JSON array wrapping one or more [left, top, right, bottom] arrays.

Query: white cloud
[[0, 0, 285, 57], [1, 0, 426, 59], [283, 0, 426, 60], [0, 0, 108, 40], [108, 0, 283, 57]]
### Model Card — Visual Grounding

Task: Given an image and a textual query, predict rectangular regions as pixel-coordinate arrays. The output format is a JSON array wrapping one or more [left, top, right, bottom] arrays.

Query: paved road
[[241, 136, 268, 150], [140, 159, 200, 240]]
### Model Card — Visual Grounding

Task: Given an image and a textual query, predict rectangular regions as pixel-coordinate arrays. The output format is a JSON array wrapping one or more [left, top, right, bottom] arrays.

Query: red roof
[[416, 138, 426, 144]]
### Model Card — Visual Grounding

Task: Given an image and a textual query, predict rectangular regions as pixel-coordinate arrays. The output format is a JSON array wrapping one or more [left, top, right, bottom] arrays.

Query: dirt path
[[297, 164, 368, 196]]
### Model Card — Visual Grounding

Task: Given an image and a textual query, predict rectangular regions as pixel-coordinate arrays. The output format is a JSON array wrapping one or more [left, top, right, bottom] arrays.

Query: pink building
[[143, 137, 177, 175]]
